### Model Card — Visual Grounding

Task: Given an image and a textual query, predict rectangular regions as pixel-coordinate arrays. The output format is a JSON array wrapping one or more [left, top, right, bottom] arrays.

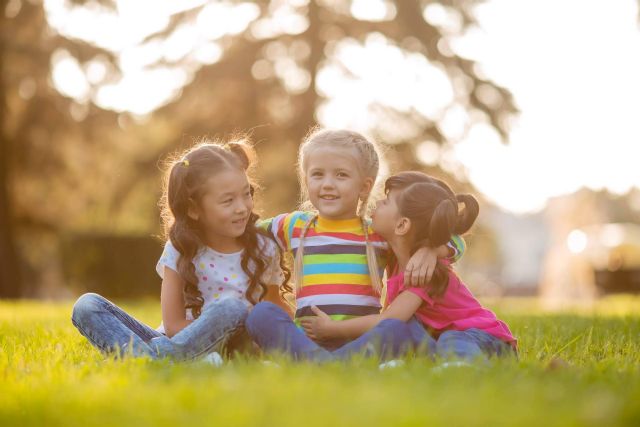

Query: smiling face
[[189, 168, 253, 249], [304, 146, 373, 220]]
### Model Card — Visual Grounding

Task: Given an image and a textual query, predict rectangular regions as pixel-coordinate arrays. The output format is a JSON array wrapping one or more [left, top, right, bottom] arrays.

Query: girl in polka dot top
[[72, 138, 292, 360]]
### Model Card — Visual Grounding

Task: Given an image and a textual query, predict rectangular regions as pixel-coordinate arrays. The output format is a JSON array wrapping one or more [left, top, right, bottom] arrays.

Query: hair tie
[[182, 159, 189, 167]]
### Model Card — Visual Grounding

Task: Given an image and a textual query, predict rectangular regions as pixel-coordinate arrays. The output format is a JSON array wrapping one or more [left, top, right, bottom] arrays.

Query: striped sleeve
[[447, 235, 466, 263], [257, 211, 312, 253], [257, 214, 289, 252]]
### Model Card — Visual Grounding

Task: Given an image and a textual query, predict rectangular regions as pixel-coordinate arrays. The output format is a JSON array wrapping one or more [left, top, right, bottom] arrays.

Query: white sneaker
[[199, 351, 224, 367], [431, 360, 473, 372], [378, 359, 405, 370]]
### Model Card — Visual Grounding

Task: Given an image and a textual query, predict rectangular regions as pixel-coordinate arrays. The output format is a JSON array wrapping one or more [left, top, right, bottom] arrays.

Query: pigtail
[[386, 172, 481, 299], [428, 198, 458, 248], [164, 160, 206, 318], [297, 128, 383, 295], [362, 218, 383, 295], [171, 221, 204, 318], [293, 215, 317, 293], [358, 192, 383, 295], [227, 140, 256, 171], [161, 138, 291, 319], [454, 194, 479, 235]]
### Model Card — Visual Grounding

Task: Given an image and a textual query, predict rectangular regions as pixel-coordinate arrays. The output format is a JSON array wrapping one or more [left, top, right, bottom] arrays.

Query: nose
[[320, 176, 336, 189], [234, 199, 248, 214]]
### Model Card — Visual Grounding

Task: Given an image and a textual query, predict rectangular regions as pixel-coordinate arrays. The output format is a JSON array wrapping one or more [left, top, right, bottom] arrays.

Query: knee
[[373, 319, 412, 345], [436, 330, 480, 358], [71, 293, 105, 324], [246, 302, 281, 332], [438, 330, 465, 344], [202, 298, 249, 323], [436, 330, 465, 349], [376, 318, 408, 332]]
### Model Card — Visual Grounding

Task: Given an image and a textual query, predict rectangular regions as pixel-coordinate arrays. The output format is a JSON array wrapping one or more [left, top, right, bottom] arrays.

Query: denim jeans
[[71, 293, 248, 360], [433, 328, 515, 361], [245, 302, 419, 362], [406, 321, 514, 361], [247, 302, 514, 362]]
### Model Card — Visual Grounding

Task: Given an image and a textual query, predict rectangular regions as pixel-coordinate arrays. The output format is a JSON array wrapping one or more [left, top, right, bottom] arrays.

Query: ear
[[359, 177, 374, 199], [187, 199, 200, 221], [395, 217, 412, 236]]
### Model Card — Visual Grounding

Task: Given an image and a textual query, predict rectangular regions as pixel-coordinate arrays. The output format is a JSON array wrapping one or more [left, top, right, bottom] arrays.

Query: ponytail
[[454, 194, 479, 235], [293, 214, 317, 293], [385, 171, 480, 298], [428, 198, 458, 248], [226, 141, 256, 171], [160, 138, 291, 318]]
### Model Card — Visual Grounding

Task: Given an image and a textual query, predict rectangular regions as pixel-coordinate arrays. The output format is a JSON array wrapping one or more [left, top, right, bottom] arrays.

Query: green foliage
[[1, 297, 640, 427]]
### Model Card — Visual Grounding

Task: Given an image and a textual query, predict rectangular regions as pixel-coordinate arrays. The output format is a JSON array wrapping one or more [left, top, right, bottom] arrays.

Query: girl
[[246, 129, 465, 361], [301, 171, 517, 362], [71, 139, 292, 360]]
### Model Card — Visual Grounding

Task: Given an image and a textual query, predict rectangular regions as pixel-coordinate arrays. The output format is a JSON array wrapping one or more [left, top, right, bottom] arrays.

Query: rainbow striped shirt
[[259, 211, 465, 323]]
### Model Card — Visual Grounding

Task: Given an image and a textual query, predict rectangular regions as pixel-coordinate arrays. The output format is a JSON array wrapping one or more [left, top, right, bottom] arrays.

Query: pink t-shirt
[[385, 264, 517, 347]]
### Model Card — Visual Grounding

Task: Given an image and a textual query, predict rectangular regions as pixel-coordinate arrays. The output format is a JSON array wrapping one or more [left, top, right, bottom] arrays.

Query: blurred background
[[1, 0, 639, 305]]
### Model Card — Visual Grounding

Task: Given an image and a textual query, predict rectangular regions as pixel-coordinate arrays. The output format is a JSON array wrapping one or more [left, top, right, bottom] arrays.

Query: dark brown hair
[[159, 139, 291, 318], [385, 171, 479, 297]]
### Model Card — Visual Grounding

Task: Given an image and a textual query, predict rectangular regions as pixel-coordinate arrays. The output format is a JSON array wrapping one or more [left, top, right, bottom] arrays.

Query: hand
[[300, 306, 334, 342], [405, 246, 438, 287]]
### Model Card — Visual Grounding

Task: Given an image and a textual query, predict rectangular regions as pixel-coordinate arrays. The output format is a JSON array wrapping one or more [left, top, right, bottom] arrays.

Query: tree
[[0, 0, 516, 296]]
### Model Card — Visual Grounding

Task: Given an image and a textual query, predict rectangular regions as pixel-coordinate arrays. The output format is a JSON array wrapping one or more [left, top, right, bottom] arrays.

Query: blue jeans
[[71, 293, 248, 360], [407, 321, 514, 361], [245, 302, 419, 361], [434, 328, 515, 361]]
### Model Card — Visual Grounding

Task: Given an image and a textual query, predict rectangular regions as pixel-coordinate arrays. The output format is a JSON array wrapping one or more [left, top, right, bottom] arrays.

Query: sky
[[451, 0, 640, 213], [43, 0, 640, 214]]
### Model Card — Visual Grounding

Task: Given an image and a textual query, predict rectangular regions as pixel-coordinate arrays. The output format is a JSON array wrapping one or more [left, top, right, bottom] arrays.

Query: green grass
[[2, 296, 640, 427]]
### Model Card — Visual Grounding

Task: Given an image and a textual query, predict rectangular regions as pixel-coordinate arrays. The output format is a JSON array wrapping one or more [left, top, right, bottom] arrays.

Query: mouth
[[231, 217, 248, 226], [319, 195, 340, 201]]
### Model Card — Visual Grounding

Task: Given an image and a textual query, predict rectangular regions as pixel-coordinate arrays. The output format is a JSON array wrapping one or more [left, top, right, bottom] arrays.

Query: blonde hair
[[293, 128, 384, 294]]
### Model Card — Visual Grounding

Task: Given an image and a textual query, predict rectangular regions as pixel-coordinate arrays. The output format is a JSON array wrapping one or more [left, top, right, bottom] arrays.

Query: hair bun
[[429, 198, 457, 247], [454, 194, 479, 234], [227, 141, 256, 171]]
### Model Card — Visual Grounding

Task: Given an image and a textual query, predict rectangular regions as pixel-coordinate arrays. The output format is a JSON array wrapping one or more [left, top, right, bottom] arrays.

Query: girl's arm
[[160, 267, 192, 338], [300, 291, 423, 342], [404, 236, 466, 287], [262, 284, 295, 319]]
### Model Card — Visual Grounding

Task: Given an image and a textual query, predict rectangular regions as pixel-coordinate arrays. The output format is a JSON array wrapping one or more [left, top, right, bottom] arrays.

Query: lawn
[[1, 296, 639, 427]]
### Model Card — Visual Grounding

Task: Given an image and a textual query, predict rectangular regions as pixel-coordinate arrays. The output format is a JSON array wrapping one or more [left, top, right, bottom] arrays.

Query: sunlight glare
[[567, 230, 588, 254], [450, 0, 640, 213], [350, 0, 396, 22], [51, 49, 90, 103]]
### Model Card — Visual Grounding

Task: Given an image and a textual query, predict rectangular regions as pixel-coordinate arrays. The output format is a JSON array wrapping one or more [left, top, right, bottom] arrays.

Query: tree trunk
[[0, 10, 23, 298]]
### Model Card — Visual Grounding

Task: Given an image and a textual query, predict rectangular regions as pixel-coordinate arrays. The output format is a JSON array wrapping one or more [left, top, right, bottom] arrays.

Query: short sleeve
[[156, 240, 180, 279], [256, 214, 289, 252], [447, 235, 466, 263], [257, 211, 313, 253]]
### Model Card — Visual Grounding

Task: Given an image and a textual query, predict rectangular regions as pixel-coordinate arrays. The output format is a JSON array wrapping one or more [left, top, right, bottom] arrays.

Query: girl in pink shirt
[[302, 171, 516, 361]]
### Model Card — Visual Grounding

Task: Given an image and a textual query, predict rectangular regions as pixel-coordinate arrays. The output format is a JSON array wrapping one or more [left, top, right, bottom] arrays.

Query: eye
[[337, 172, 349, 178], [311, 171, 323, 177], [223, 198, 233, 204]]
